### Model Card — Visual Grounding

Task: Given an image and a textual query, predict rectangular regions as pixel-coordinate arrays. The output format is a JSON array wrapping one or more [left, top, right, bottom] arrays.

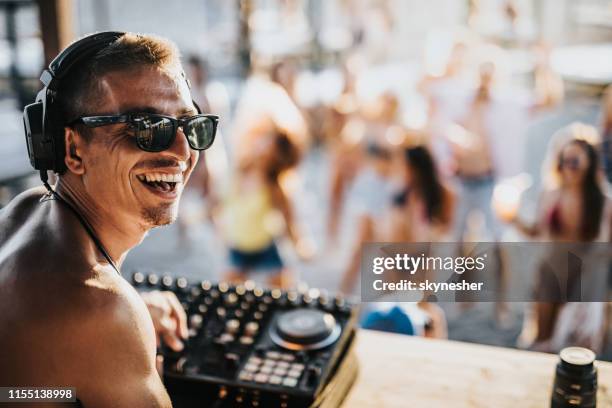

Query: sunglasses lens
[[133, 116, 176, 152], [184, 116, 216, 150]]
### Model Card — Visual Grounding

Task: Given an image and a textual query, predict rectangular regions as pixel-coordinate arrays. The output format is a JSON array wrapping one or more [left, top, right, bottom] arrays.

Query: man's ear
[[63, 127, 86, 175]]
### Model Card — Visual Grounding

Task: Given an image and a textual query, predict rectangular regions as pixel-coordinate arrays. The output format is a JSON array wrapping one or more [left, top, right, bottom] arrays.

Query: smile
[[136, 172, 183, 195]]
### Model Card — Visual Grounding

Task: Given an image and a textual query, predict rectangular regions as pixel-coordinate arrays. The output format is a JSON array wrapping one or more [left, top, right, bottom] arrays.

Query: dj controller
[[131, 272, 359, 408]]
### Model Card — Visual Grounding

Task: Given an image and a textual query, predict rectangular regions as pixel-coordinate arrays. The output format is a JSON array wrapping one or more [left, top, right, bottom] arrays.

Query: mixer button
[[269, 375, 283, 385], [216, 307, 226, 318], [189, 313, 203, 329], [239, 336, 254, 345], [253, 312, 264, 320], [225, 293, 238, 305], [291, 363, 305, 371], [218, 282, 229, 293], [147, 274, 159, 286], [244, 322, 259, 336], [161, 275, 173, 288], [273, 367, 288, 376], [244, 363, 259, 373], [259, 366, 273, 374], [282, 378, 298, 387], [197, 304, 208, 314], [280, 353, 295, 362], [176, 277, 188, 289], [188, 328, 198, 338], [200, 280, 212, 291], [238, 371, 254, 381], [254, 373, 269, 383], [132, 272, 145, 285], [265, 351, 281, 360], [226, 319, 240, 333], [287, 370, 302, 379], [234, 310, 244, 319], [276, 361, 290, 369], [262, 359, 276, 368], [247, 356, 263, 365]]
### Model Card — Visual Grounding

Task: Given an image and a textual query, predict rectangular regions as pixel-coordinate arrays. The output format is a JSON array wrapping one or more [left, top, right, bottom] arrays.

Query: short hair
[[58, 32, 182, 123]]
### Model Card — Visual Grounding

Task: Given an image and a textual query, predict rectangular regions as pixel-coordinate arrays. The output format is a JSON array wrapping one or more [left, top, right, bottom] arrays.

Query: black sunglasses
[[71, 113, 218, 152]]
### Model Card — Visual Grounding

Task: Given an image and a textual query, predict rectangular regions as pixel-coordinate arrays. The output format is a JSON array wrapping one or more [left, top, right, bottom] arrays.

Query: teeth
[[179, 162, 187, 172], [138, 173, 183, 183]]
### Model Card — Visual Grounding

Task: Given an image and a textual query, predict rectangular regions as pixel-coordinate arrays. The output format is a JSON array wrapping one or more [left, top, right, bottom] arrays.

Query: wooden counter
[[343, 330, 612, 408]]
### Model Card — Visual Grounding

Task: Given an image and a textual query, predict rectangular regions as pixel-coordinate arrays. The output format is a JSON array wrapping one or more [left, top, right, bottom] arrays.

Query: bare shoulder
[[62, 271, 170, 407]]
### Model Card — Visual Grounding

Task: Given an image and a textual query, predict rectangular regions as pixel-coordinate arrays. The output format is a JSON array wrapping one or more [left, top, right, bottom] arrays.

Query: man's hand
[[140, 291, 188, 351]]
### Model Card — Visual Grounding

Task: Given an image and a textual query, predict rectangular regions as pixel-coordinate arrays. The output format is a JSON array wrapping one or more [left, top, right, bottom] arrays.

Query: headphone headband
[[23, 31, 126, 175]]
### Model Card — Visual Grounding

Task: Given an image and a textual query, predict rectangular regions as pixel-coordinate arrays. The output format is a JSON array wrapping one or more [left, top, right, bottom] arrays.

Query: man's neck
[[53, 178, 147, 268]]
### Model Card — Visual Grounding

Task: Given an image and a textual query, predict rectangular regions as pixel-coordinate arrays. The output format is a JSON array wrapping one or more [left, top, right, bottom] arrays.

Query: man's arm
[[65, 286, 172, 408]]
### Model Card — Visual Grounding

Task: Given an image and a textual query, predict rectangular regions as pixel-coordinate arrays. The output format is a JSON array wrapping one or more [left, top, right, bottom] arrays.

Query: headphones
[[23, 31, 126, 180]]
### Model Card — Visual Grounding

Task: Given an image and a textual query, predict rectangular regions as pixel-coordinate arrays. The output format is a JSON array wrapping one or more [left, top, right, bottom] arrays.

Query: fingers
[[159, 315, 184, 352], [164, 292, 188, 340]]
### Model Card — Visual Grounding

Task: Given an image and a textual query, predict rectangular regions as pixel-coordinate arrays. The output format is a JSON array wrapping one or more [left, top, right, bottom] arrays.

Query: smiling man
[[0, 33, 217, 407]]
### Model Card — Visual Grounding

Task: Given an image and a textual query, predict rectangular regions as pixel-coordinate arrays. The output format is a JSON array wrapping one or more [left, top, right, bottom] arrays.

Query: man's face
[[76, 65, 199, 229]]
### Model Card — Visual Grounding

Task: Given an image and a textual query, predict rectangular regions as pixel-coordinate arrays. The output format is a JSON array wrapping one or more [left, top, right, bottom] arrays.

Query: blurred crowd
[[171, 1, 612, 358]]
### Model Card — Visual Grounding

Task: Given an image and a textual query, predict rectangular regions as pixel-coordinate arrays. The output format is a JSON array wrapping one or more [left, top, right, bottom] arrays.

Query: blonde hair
[[59, 32, 182, 122]]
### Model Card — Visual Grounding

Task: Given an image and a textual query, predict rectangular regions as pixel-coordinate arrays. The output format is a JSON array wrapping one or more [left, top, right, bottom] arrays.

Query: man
[[0, 33, 214, 406]]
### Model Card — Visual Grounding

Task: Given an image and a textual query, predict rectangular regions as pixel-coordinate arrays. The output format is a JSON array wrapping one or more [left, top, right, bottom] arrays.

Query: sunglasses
[[559, 156, 584, 171], [71, 113, 218, 152]]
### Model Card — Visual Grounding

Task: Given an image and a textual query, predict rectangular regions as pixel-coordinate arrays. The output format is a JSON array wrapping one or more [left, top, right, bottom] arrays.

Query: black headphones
[[23, 31, 126, 180]]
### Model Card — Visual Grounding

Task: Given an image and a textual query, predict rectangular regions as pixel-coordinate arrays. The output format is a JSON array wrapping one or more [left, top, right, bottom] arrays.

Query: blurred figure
[[388, 145, 456, 242], [501, 123, 612, 353], [533, 43, 564, 111], [450, 62, 500, 242], [355, 145, 453, 339], [327, 92, 401, 243], [219, 124, 307, 288]]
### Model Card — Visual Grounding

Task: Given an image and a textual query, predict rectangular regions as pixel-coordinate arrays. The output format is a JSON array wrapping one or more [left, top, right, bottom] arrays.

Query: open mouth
[[137, 173, 183, 195]]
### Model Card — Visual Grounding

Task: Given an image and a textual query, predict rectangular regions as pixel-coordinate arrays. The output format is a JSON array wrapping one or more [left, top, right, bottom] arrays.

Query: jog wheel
[[270, 308, 341, 351]]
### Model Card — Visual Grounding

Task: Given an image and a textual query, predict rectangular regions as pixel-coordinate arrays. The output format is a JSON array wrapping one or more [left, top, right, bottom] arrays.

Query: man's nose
[[164, 127, 191, 162]]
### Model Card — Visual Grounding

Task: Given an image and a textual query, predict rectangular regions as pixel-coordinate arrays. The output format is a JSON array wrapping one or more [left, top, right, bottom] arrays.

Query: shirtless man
[[0, 33, 217, 407]]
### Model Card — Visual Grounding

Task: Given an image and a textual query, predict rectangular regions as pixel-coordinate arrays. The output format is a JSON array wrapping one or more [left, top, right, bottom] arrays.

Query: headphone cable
[[40, 170, 121, 275]]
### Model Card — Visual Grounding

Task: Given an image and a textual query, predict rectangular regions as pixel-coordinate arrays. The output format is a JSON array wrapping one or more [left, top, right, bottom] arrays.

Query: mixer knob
[[244, 322, 259, 336], [200, 280, 212, 291], [226, 319, 240, 334], [271, 289, 282, 300], [218, 281, 229, 293], [176, 277, 188, 290], [225, 293, 238, 305], [190, 287, 202, 297], [161, 275, 173, 289], [189, 313, 203, 329], [147, 273, 159, 286], [132, 272, 145, 286], [253, 311, 263, 320], [217, 307, 227, 318], [235, 284, 246, 296], [198, 304, 208, 314]]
